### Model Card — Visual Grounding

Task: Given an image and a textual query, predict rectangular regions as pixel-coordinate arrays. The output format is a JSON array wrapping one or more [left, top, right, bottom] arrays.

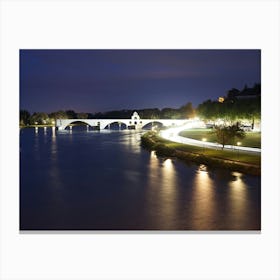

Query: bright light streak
[[52, 126, 56, 138], [159, 120, 261, 154], [163, 158, 172, 168], [150, 151, 157, 159]]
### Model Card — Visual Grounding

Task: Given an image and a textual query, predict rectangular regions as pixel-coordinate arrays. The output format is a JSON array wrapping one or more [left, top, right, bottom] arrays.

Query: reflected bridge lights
[[52, 126, 56, 138]]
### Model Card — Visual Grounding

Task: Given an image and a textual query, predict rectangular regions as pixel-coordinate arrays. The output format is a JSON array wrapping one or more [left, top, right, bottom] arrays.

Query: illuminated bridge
[[56, 111, 205, 130]]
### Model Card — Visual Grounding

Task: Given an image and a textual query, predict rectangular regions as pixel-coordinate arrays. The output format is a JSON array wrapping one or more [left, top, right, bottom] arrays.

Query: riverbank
[[141, 131, 261, 176]]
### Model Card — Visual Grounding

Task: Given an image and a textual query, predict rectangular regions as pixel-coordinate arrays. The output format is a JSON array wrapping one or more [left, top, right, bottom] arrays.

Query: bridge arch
[[64, 120, 93, 129], [142, 121, 164, 130], [103, 121, 128, 130]]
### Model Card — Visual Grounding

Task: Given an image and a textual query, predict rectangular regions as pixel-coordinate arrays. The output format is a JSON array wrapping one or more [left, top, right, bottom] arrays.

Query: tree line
[[20, 102, 196, 126], [20, 83, 261, 127], [196, 83, 261, 148], [197, 83, 261, 128]]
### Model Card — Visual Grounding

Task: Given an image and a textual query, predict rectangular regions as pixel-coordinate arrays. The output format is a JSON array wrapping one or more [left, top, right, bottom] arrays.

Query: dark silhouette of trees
[[49, 111, 68, 120], [20, 100, 199, 126], [20, 110, 30, 125], [77, 112, 88, 119], [179, 102, 196, 119], [66, 110, 77, 119]]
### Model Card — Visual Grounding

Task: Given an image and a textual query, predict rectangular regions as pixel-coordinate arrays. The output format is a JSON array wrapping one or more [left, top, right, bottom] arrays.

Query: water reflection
[[49, 124, 64, 209], [160, 158, 178, 228], [227, 172, 248, 228], [146, 152, 178, 229], [21, 128, 261, 230], [190, 165, 217, 229], [121, 131, 141, 153], [51, 127, 57, 156], [34, 128, 39, 159], [52, 126, 56, 139], [43, 127, 48, 144]]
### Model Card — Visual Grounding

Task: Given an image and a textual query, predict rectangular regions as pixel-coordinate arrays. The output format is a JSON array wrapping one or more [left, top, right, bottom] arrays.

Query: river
[[20, 126, 261, 230]]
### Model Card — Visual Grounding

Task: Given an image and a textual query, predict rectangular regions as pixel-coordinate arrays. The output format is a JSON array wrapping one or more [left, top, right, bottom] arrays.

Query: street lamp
[[236, 141, 241, 160]]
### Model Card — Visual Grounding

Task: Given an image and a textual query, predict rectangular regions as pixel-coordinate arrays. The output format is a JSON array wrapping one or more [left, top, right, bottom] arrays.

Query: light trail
[[160, 120, 261, 154]]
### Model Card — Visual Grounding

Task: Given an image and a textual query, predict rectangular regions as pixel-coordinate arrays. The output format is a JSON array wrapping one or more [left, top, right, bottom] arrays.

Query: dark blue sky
[[20, 49, 260, 113]]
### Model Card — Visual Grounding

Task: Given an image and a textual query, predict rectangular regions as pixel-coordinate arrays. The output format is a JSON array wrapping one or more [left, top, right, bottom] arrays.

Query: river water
[[20, 126, 261, 230]]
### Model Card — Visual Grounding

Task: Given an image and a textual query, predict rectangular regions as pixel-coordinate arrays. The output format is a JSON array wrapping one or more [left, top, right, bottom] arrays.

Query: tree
[[179, 102, 196, 119], [213, 124, 245, 149], [30, 112, 49, 125], [197, 100, 218, 121], [77, 112, 88, 119], [20, 110, 30, 125], [197, 84, 261, 126], [161, 108, 181, 119], [66, 110, 77, 119], [49, 111, 68, 120]]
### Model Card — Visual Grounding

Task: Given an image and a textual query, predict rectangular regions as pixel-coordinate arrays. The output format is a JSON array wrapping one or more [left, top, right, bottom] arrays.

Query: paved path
[[160, 126, 261, 154]]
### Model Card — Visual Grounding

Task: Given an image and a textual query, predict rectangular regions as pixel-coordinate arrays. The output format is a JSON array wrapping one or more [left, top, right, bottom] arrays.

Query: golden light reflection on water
[[190, 165, 216, 229], [147, 153, 178, 229], [49, 125, 64, 207], [161, 158, 178, 227], [122, 131, 141, 153], [228, 172, 248, 224], [52, 126, 56, 139], [148, 151, 160, 184], [51, 127, 57, 155]]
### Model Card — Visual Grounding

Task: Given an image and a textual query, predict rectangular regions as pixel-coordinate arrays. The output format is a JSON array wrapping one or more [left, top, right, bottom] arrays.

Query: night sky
[[20, 50, 260, 113]]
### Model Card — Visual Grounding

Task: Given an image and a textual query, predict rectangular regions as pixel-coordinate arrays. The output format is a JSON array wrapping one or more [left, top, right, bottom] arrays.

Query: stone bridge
[[56, 111, 202, 130]]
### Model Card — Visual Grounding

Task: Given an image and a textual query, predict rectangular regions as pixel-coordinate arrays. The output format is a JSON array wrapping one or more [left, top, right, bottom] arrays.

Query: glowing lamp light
[[202, 138, 207, 142], [237, 142, 241, 146]]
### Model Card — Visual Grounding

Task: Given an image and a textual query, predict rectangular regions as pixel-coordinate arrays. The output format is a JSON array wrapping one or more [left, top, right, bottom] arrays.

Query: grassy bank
[[141, 131, 261, 176], [179, 129, 261, 148]]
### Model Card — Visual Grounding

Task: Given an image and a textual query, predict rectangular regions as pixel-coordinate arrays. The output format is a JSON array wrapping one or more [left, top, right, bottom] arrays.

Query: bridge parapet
[[56, 114, 203, 130]]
